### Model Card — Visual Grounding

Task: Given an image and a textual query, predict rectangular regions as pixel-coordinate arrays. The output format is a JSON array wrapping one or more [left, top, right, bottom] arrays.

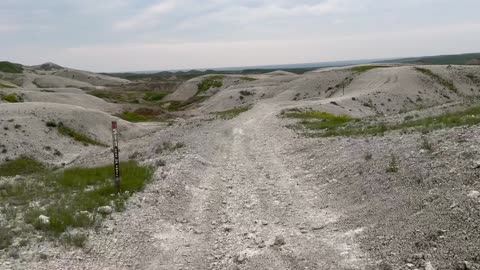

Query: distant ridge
[[378, 52, 480, 65]]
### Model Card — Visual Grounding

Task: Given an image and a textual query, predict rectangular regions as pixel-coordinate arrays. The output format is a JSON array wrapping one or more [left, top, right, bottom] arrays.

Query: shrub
[[46, 121, 57, 127], [214, 107, 250, 119], [420, 136, 433, 152], [1, 94, 20, 103], [197, 76, 224, 94], [144, 92, 168, 101], [386, 155, 399, 173]]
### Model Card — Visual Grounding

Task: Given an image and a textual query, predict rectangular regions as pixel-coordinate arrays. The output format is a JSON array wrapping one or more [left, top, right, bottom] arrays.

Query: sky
[[1, 0, 479, 72]]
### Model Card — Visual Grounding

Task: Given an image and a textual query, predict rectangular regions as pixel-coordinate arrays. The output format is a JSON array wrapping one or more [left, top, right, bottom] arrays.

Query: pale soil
[[1, 64, 480, 270]]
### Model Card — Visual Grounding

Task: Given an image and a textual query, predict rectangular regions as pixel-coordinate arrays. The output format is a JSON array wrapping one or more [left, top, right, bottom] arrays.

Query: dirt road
[[35, 101, 365, 270]]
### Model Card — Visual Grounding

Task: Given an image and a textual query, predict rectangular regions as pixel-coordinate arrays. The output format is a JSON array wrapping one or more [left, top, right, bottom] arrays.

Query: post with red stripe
[[111, 121, 121, 193]]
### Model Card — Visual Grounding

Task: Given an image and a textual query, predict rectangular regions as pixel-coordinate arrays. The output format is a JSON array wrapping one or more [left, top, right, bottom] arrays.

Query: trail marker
[[112, 121, 121, 193]]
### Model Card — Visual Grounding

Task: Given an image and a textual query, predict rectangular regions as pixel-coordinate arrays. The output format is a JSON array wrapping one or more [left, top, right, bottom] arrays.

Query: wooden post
[[112, 121, 121, 193]]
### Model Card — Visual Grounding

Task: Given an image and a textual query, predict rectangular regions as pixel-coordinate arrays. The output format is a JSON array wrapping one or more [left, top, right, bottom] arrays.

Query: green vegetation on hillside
[[0, 82, 16, 88], [197, 75, 224, 94], [380, 53, 480, 65], [50, 123, 107, 146], [143, 91, 168, 101], [0, 61, 23, 73], [0, 93, 22, 103], [118, 111, 155, 122], [214, 107, 250, 119], [414, 67, 458, 93], [290, 104, 480, 137], [351, 66, 388, 72], [285, 111, 357, 130], [0, 157, 46, 177], [0, 159, 153, 248]]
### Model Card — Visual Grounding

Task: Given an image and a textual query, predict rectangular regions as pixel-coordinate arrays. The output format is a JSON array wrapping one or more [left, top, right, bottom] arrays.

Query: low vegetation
[[214, 107, 250, 119], [0, 61, 23, 73], [0, 157, 46, 177], [0, 158, 153, 249], [284, 110, 356, 130], [197, 75, 224, 94], [165, 95, 208, 111], [46, 122, 107, 146], [386, 154, 399, 173], [289, 104, 480, 137], [143, 91, 168, 101], [1, 93, 22, 103], [0, 82, 16, 88], [118, 111, 155, 122], [414, 67, 458, 93], [351, 65, 388, 73]]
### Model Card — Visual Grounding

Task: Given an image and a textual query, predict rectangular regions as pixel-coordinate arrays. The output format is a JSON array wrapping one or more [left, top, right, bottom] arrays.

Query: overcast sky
[[1, 0, 479, 72]]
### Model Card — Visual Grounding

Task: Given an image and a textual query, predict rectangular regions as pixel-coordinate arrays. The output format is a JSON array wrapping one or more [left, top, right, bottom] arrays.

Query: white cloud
[[114, 0, 177, 30]]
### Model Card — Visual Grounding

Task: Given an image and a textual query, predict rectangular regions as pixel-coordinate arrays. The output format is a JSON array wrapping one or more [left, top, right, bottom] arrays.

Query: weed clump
[[197, 76, 224, 94], [57, 123, 107, 146], [1, 93, 22, 103], [386, 155, 399, 173], [214, 107, 250, 119]]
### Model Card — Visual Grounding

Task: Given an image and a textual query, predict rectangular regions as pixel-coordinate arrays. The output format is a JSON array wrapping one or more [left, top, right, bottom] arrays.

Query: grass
[[57, 124, 107, 146], [0, 156, 46, 177], [240, 77, 257, 81], [197, 75, 224, 94], [165, 95, 208, 111], [414, 67, 458, 93], [285, 111, 356, 130], [351, 65, 388, 73], [386, 155, 399, 173], [214, 107, 250, 119], [292, 104, 480, 137], [144, 91, 168, 101], [0, 82, 16, 88], [118, 111, 155, 122], [0, 159, 153, 248], [1, 93, 21, 103], [0, 61, 23, 73]]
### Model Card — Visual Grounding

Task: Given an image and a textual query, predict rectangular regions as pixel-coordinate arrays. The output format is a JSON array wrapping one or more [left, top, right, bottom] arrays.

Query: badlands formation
[[1, 62, 480, 270]]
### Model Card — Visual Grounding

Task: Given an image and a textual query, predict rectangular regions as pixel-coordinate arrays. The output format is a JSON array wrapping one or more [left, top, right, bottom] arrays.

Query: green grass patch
[[0, 61, 23, 73], [118, 111, 155, 122], [0, 157, 46, 177], [143, 91, 168, 101], [240, 77, 257, 81], [0, 82, 16, 88], [285, 111, 356, 130], [296, 104, 480, 137], [0, 160, 153, 247], [1, 93, 21, 103], [165, 95, 208, 111], [415, 67, 458, 93], [351, 65, 388, 73], [197, 75, 224, 94], [57, 124, 107, 146], [214, 107, 250, 119]]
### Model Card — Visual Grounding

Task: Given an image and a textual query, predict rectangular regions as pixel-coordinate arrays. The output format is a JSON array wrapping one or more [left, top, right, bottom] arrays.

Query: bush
[[1, 94, 21, 103], [46, 121, 57, 127], [197, 76, 224, 94], [386, 155, 399, 173]]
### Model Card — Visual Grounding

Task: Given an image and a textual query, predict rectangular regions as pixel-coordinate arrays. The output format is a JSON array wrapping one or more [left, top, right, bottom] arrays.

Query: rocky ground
[[1, 64, 480, 269]]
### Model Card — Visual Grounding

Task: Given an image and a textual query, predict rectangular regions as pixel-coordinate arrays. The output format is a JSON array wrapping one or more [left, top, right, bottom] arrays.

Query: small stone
[[467, 191, 480, 199], [234, 253, 246, 264], [406, 263, 414, 268], [97, 206, 113, 215], [273, 235, 286, 246], [464, 261, 473, 270], [38, 215, 50, 225], [425, 261, 435, 270]]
